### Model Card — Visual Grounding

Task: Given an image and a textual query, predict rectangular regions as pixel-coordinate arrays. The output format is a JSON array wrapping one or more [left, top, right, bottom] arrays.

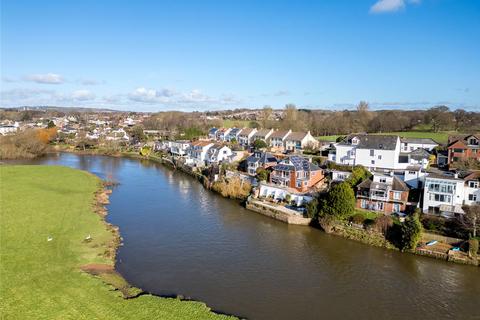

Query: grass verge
[[0, 165, 234, 320]]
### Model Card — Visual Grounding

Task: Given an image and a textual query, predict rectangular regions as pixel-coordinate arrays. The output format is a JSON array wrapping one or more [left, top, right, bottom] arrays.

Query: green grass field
[[0, 165, 232, 320], [221, 119, 252, 128], [316, 131, 453, 144]]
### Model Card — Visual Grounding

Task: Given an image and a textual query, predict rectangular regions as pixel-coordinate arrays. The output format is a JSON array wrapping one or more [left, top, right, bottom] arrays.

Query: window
[[379, 178, 386, 183], [393, 192, 401, 200], [408, 171, 416, 175], [468, 181, 479, 188], [453, 148, 464, 153], [429, 193, 451, 203], [393, 203, 400, 212], [378, 155, 382, 160], [469, 194, 477, 201], [370, 149, 374, 156], [361, 199, 367, 209], [371, 160, 375, 165]]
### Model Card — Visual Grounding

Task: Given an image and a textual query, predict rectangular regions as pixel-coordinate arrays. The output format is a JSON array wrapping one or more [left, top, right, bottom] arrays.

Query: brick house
[[270, 155, 324, 192], [356, 172, 410, 214], [447, 134, 480, 167]]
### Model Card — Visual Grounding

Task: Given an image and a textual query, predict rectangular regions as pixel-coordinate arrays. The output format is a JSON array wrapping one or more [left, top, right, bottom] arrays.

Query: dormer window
[[468, 181, 479, 188]]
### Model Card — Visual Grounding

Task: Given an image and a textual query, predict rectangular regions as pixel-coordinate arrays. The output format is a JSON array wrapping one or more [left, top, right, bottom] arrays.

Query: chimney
[[454, 173, 459, 179]]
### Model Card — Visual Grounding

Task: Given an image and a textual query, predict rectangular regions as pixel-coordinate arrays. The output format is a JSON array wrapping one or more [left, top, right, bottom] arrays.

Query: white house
[[252, 129, 274, 144], [330, 170, 352, 182], [238, 128, 257, 146], [0, 124, 18, 135], [215, 128, 232, 141], [284, 131, 319, 151], [400, 138, 438, 152], [329, 135, 430, 171], [422, 172, 480, 218], [226, 127, 243, 142], [206, 144, 233, 165], [258, 182, 313, 206], [170, 140, 191, 156], [187, 140, 214, 167], [269, 130, 291, 150], [106, 128, 129, 141]]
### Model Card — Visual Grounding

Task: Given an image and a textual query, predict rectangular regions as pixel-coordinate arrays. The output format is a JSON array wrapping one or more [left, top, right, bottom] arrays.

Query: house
[[105, 128, 129, 141], [246, 150, 278, 176], [270, 155, 324, 192], [284, 131, 319, 151], [422, 172, 480, 218], [187, 140, 214, 167], [238, 128, 257, 147], [329, 134, 430, 170], [226, 127, 243, 142], [269, 130, 291, 150], [447, 134, 480, 167], [251, 129, 274, 144], [402, 165, 427, 189], [205, 143, 234, 165], [356, 172, 410, 214], [208, 128, 218, 140], [330, 170, 352, 182], [400, 138, 438, 152], [0, 122, 19, 135], [215, 128, 232, 142], [258, 182, 314, 206], [170, 140, 191, 156]]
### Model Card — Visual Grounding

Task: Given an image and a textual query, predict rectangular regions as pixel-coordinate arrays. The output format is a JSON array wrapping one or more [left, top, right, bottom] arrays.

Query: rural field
[[317, 131, 452, 144], [0, 165, 232, 320]]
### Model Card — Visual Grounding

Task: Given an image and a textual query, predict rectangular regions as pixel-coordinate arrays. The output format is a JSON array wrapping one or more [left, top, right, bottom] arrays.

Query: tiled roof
[[401, 138, 438, 145], [356, 135, 398, 150], [285, 131, 308, 141], [253, 129, 272, 137], [270, 130, 291, 139], [239, 128, 255, 135]]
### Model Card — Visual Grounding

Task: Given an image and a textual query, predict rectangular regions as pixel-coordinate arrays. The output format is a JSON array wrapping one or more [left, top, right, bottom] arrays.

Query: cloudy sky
[[1, 0, 479, 111]]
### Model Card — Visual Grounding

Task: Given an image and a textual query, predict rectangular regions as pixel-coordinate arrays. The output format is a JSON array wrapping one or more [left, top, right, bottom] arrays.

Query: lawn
[[0, 165, 232, 320], [316, 131, 454, 144]]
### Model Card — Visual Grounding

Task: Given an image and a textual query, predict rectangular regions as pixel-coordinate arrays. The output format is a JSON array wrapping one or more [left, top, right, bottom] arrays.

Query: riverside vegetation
[[0, 165, 234, 319]]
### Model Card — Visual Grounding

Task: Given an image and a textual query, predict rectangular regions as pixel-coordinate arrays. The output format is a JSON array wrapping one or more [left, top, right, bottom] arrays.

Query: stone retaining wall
[[246, 200, 312, 225]]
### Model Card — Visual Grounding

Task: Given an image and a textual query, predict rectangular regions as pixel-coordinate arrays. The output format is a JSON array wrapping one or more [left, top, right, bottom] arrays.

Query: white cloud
[[24, 73, 64, 84], [71, 89, 96, 101], [78, 79, 104, 86], [274, 90, 290, 96], [370, 0, 420, 14]]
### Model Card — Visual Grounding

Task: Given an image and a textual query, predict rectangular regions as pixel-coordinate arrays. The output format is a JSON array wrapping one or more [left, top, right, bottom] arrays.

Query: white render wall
[[422, 177, 465, 213]]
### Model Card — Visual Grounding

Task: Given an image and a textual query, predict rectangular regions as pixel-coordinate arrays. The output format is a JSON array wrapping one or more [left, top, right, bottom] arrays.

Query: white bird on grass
[[85, 234, 92, 241], [47, 236, 53, 242]]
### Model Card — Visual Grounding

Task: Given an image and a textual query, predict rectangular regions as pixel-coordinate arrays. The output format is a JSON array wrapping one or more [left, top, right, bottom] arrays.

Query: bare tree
[[461, 204, 480, 238]]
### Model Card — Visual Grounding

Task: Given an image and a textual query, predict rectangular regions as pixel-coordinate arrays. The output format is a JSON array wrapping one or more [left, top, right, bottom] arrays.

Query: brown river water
[[18, 153, 480, 320]]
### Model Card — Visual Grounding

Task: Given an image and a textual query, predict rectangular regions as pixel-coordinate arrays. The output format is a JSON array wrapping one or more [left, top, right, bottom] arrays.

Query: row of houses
[[208, 127, 319, 151], [327, 134, 480, 218]]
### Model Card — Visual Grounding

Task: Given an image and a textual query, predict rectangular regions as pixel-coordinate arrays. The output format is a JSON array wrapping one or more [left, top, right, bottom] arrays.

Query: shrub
[[468, 239, 479, 258], [306, 199, 318, 219], [253, 139, 268, 149], [0, 130, 50, 160], [319, 215, 336, 234], [374, 215, 394, 235], [350, 213, 365, 225], [211, 177, 252, 200], [421, 215, 445, 232], [256, 168, 269, 181], [346, 166, 371, 187], [320, 182, 355, 218], [400, 211, 423, 251]]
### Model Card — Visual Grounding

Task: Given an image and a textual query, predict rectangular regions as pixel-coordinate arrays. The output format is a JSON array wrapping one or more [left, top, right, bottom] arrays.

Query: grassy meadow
[[0, 165, 232, 320], [316, 131, 453, 144]]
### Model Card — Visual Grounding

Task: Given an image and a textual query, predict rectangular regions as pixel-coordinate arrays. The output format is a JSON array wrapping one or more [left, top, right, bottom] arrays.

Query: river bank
[[0, 165, 235, 319], [52, 146, 479, 267]]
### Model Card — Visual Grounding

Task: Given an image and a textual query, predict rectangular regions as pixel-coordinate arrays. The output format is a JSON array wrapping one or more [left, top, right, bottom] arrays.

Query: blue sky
[[1, 0, 479, 111]]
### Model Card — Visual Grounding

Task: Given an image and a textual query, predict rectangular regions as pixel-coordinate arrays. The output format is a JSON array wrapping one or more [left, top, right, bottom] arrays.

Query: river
[[17, 153, 480, 319]]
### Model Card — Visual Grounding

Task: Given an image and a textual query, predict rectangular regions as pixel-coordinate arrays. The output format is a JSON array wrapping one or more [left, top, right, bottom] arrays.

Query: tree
[[253, 139, 268, 149], [256, 168, 268, 181], [400, 211, 422, 251], [356, 101, 373, 131], [261, 106, 273, 128], [130, 125, 146, 142], [425, 106, 452, 132], [306, 198, 319, 219], [468, 239, 478, 258], [374, 215, 393, 235], [346, 166, 371, 187], [461, 204, 480, 238], [320, 182, 355, 218], [47, 120, 56, 128], [282, 104, 298, 130]]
